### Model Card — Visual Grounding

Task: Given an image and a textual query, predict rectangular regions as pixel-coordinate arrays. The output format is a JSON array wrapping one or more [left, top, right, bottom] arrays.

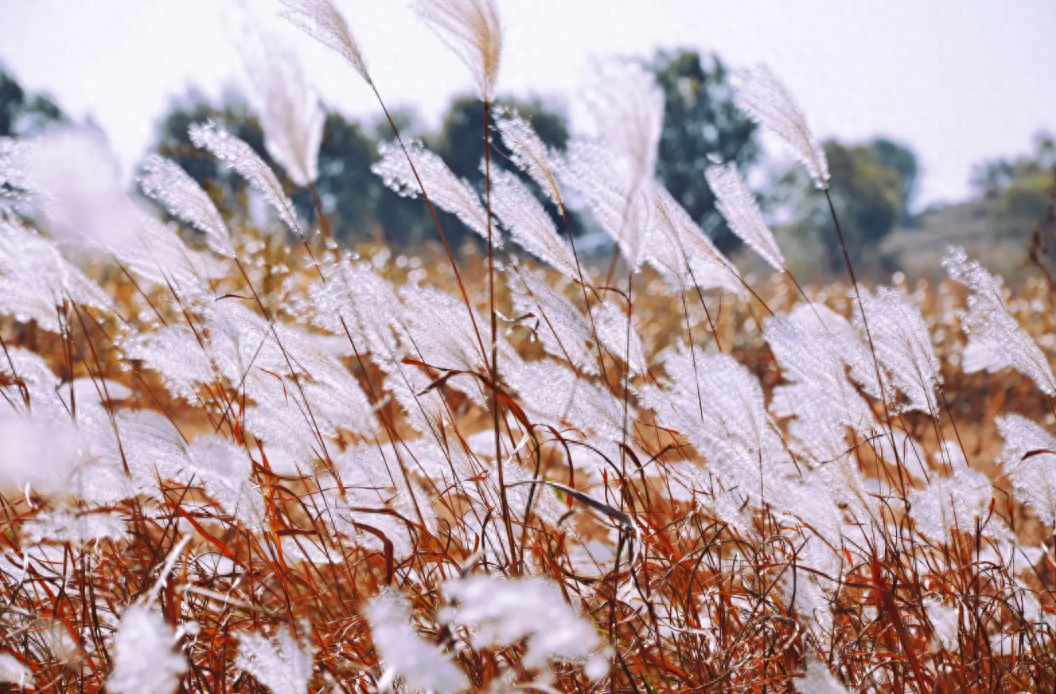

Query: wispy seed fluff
[[560, 140, 653, 272], [281, 0, 372, 85], [854, 286, 942, 414], [235, 629, 314, 694], [585, 59, 664, 187], [943, 245, 1056, 395], [372, 140, 494, 245], [107, 606, 186, 694], [490, 166, 577, 276], [414, 0, 502, 101], [188, 120, 302, 235], [648, 182, 744, 295], [139, 154, 233, 257], [733, 65, 830, 189], [705, 162, 784, 271], [492, 106, 563, 208], [367, 590, 468, 694]]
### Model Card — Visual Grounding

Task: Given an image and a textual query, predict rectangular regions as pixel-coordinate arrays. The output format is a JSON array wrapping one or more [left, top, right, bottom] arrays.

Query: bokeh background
[[2, 0, 1054, 282]]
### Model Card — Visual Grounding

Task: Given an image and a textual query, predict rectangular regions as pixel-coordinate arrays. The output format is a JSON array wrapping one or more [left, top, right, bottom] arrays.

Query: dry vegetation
[[3, 1, 1056, 693]]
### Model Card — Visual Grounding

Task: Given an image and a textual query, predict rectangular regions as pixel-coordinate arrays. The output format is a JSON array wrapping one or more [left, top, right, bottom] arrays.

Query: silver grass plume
[[243, 31, 325, 188], [733, 65, 829, 189], [188, 120, 302, 235], [704, 161, 784, 271], [560, 141, 652, 271], [442, 575, 609, 678], [414, 0, 502, 101], [367, 590, 469, 694], [492, 105, 562, 207], [996, 414, 1056, 525], [561, 61, 663, 272], [591, 299, 647, 375], [491, 166, 576, 276], [794, 659, 850, 694], [139, 154, 233, 257], [1, 127, 140, 247], [105, 210, 220, 301], [0, 218, 112, 333], [281, 0, 372, 85], [509, 269, 597, 374], [649, 181, 744, 294], [373, 139, 494, 245], [854, 287, 942, 414], [235, 629, 314, 694], [638, 347, 787, 510], [908, 448, 995, 544], [765, 310, 878, 462], [108, 606, 185, 694], [943, 246, 1056, 395]]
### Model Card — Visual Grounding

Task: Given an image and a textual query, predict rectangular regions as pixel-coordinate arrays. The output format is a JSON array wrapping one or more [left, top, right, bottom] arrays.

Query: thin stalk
[[308, 182, 332, 240], [620, 269, 635, 512], [483, 98, 518, 569], [824, 188, 901, 464], [369, 82, 490, 372]]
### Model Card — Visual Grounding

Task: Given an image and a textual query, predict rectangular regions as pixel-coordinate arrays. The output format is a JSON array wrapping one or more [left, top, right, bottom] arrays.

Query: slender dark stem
[[483, 99, 517, 569], [369, 82, 490, 372], [619, 270, 635, 512], [680, 290, 706, 423], [307, 182, 332, 240], [823, 188, 901, 466]]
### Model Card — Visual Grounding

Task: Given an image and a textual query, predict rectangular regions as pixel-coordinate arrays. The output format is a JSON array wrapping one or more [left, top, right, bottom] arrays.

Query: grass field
[[3, 1, 1056, 692]]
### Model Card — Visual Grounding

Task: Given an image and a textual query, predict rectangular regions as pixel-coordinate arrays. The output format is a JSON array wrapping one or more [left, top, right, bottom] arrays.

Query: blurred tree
[[149, 89, 573, 248], [424, 94, 575, 245], [785, 139, 905, 271], [151, 88, 436, 244], [869, 137, 919, 222], [0, 66, 67, 138], [429, 95, 569, 182], [973, 133, 1056, 238], [649, 49, 760, 252], [152, 88, 279, 224]]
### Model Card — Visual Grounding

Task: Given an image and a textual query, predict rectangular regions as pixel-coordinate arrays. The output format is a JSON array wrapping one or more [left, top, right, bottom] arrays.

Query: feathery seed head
[[281, 0, 372, 85], [733, 65, 829, 189], [705, 162, 784, 271], [415, 0, 502, 101]]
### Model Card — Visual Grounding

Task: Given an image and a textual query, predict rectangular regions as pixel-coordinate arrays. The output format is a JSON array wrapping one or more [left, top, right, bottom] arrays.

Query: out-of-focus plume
[[242, 30, 325, 189]]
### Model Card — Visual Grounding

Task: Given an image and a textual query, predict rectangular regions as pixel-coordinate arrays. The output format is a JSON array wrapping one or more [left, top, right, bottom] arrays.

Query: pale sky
[[0, 0, 1053, 208]]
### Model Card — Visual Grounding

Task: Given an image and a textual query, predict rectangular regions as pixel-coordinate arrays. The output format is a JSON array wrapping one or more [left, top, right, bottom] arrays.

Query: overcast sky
[[1, 0, 1053, 208]]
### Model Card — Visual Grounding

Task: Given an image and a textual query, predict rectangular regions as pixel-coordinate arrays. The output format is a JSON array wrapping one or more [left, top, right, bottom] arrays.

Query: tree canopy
[[783, 139, 911, 271], [649, 49, 760, 252], [0, 65, 66, 138]]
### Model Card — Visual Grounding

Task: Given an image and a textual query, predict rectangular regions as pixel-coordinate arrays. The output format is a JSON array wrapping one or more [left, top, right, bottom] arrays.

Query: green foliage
[[152, 89, 276, 223], [870, 137, 918, 221], [976, 133, 1056, 237], [0, 66, 66, 138], [149, 88, 572, 247], [785, 139, 906, 271], [649, 49, 759, 252]]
